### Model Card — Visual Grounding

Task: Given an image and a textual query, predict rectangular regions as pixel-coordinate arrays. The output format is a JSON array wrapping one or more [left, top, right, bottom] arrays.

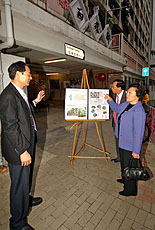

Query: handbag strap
[[128, 157, 142, 169], [138, 158, 143, 167]]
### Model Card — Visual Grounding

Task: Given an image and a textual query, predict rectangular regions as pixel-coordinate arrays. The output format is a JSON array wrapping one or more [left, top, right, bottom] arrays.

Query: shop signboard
[[65, 43, 85, 60]]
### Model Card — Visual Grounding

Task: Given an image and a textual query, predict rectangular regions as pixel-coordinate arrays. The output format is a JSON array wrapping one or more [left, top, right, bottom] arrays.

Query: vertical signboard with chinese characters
[[69, 0, 89, 32], [89, 89, 109, 120], [89, 13, 103, 41]]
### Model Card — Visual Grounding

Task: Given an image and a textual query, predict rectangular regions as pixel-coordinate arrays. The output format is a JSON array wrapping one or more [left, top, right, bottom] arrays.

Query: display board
[[65, 88, 87, 120], [89, 89, 109, 120], [65, 88, 109, 120]]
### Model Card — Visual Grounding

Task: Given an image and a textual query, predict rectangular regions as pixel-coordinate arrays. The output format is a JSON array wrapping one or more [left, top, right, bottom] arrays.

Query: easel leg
[[83, 121, 85, 150], [95, 121, 109, 164], [70, 121, 78, 166]]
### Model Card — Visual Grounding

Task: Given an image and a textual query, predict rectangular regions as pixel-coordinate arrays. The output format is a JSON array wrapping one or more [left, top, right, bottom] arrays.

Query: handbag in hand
[[122, 157, 150, 181]]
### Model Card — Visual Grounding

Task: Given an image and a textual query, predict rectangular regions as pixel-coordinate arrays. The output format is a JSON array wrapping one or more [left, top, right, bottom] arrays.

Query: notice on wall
[[88, 89, 109, 120], [65, 88, 87, 120], [65, 88, 109, 120]]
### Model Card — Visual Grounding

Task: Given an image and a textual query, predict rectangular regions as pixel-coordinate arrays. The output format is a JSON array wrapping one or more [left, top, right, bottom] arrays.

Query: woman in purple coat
[[105, 83, 146, 196]]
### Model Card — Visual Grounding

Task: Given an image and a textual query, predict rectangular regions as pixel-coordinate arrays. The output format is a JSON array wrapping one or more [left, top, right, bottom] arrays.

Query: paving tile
[[77, 210, 93, 227], [90, 210, 104, 226], [64, 201, 90, 229], [111, 198, 123, 211], [107, 219, 121, 230], [95, 219, 108, 230], [132, 222, 144, 230], [65, 203, 79, 217], [50, 214, 68, 230], [114, 212, 125, 223], [144, 213, 155, 229], [83, 221, 95, 230], [135, 209, 148, 225], [126, 205, 139, 220], [119, 217, 133, 230], [1, 110, 155, 230]]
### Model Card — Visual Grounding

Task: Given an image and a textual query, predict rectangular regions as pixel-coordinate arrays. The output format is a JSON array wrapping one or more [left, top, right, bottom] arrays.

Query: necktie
[[114, 95, 119, 124], [22, 92, 37, 130]]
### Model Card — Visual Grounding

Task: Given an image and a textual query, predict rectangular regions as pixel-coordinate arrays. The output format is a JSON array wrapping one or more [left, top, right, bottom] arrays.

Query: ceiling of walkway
[[3, 45, 109, 75], [2, 44, 117, 75]]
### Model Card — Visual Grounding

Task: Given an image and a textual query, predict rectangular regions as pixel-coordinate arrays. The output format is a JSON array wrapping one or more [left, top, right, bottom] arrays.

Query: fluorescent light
[[46, 73, 59, 75], [44, 59, 66, 64]]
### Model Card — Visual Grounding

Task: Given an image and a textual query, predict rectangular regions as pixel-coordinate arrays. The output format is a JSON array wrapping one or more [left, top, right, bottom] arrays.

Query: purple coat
[[108, 100, 146, 155]]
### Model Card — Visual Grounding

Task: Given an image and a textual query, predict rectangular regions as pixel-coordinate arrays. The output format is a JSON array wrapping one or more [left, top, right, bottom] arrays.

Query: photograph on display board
[[88, 89, 109, 120], [65, 88, 87, 120]]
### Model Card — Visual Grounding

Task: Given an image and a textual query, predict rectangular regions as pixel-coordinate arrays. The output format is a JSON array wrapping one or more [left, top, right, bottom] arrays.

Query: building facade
[[0, 0, 154, 101]]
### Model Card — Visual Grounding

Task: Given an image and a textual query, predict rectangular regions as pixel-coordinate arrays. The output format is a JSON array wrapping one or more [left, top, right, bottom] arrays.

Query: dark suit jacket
[[112, 90, 126, 127], [0, 83, 36, 165]]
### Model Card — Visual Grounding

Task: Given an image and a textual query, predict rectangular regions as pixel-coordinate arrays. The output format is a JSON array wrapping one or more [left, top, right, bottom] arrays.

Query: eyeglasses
[[126, 91, 136, 95], [21, 72, 32, 77]]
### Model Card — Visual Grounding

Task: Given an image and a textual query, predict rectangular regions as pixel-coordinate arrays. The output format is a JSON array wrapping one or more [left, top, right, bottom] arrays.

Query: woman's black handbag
[[122, 157, 150, 181]]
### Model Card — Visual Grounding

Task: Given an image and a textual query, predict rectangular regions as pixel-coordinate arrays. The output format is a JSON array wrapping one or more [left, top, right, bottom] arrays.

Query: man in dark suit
[[0, 61, 45, 230], [111, 79, 126, 163]]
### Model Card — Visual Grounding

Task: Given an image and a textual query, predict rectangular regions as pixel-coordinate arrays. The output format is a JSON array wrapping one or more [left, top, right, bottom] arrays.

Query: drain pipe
[[0, 0, 14, 93], [0, 0, 14, 50]]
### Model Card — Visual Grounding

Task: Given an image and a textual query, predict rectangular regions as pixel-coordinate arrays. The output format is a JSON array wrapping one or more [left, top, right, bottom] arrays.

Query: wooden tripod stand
[[68, 69, 111, 166]]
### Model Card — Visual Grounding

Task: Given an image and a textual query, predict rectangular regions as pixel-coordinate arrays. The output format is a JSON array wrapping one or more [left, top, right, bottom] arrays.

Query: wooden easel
[[68, 69, 111, 166]]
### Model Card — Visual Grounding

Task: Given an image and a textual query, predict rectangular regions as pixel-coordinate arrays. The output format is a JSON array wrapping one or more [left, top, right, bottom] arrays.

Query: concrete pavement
[[0, 103, 155, 230]]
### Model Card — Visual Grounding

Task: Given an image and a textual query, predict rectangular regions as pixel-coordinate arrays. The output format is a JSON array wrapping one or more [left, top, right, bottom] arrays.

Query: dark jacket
[[112, 90, 126, 127], [0, 83, 36, 165]]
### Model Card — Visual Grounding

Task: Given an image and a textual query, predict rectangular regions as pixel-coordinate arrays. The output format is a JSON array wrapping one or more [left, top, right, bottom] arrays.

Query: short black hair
[[128, 83, 145, 101], [8, 61, 28, 80], [145, 88, 149, 94], [113, 79, 125, 90]]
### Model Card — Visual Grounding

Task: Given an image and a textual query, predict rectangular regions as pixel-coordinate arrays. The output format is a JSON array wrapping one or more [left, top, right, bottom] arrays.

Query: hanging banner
[[103, 24, 112, 48], [89, 13, 103, 41], [69, 0, 89, 32]]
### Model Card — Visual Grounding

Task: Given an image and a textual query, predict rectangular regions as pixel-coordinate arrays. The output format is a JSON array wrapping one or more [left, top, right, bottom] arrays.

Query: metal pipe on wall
[[0, 0, 14, 93]]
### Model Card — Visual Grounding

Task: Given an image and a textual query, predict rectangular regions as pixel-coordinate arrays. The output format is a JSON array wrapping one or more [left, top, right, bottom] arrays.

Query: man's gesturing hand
[[20, 151, 32, 166]]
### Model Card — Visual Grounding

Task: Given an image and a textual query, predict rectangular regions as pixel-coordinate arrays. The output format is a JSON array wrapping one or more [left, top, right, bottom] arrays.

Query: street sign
[[142, 67, 149, 77]]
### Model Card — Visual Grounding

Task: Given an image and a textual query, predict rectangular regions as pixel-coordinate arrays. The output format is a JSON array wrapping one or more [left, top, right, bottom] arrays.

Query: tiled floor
[[0, 105, 155, 230]]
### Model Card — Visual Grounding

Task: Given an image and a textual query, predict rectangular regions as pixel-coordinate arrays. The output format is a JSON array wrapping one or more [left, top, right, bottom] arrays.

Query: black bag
[[122, 157, 150, 181]]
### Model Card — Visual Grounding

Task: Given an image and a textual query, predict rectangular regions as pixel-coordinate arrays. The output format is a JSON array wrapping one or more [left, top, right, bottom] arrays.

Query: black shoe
[[29, 196, 43, 207], [111, 157, 120, 163], [117, 178, 123, 184], [21, 224, 35, 230], [119, 191, 137, 197], [10, 224, 35, 230]]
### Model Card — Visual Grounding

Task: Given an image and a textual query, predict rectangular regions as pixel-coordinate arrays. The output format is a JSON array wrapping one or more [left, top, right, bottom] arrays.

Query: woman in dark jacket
[[105, 83, 146, 196]]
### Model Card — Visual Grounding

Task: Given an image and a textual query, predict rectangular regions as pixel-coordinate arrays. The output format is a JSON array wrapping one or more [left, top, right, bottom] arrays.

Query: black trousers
[[8, 164, 31, 229], [8, 145, 35, 230], [119, 148, 138, 195], [113, 125, 120, 160]]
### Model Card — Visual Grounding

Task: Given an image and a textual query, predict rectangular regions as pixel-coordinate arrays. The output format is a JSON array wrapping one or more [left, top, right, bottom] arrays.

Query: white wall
[[0, 54, 25, 135], [0, 53, 25, 91]]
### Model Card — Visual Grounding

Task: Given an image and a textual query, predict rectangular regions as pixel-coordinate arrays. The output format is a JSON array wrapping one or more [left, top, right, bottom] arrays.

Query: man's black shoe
[[11, 224, 35, 230], [117, 178, 123, 184], [119, 190, 137, 197], [21, 224, 35, 230], [29, 196, 43, 207], [111, 157, 120, 163]]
